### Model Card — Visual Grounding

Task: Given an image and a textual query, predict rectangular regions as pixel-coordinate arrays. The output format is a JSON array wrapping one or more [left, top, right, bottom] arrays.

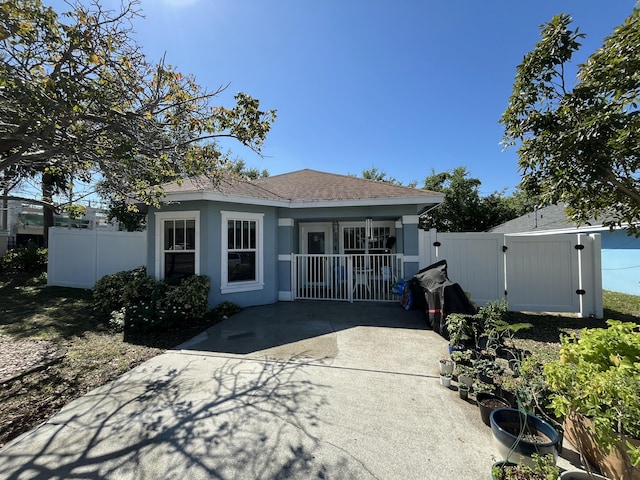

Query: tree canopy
[[501, 7, 640, 234], [0, 0, 276, 211], [419, 167, 536, 232]]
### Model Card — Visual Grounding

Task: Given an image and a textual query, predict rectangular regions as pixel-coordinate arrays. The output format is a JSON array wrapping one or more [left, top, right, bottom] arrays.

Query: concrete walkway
[[0, 302, 580, 479]]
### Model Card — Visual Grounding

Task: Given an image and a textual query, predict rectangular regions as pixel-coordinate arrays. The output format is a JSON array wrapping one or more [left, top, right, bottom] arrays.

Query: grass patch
[[509, 290, 640, 363], [0, 272, 221, 447]]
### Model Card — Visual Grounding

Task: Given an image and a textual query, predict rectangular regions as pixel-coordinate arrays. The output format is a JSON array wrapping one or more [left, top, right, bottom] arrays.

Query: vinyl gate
[[420, 230, 602, 318]]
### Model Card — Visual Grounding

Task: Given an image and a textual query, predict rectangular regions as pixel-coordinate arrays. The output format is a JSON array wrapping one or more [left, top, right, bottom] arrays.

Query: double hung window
[[221, 211, 263, 293], [155, 211, 199, 282]]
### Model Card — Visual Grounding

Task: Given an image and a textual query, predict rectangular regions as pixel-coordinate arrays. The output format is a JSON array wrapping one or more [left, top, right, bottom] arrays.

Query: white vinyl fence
[[420, 229, 603, 318], [47, 227, 146, 289]]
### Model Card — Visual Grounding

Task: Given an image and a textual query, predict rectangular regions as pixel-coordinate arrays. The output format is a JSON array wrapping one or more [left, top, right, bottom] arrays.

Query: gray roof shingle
[[489, 203, 603, 233], [163, 169, 441, 204]]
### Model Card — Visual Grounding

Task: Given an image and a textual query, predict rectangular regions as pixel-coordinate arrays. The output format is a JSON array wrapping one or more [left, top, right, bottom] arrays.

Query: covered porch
[[281, 216, 415, 302]]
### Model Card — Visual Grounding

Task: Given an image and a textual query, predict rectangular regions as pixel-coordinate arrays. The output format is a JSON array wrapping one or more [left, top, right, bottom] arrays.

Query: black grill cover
[[410, 260, 476, 337]]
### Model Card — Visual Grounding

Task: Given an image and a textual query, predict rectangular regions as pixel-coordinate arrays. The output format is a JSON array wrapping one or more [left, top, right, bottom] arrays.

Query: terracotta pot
[[560, 471, 610, 480], [564, 410, 640, 480]]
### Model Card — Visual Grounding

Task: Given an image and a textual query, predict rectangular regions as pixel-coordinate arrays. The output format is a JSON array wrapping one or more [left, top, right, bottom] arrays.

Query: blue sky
[[48, 0, 638, 195]]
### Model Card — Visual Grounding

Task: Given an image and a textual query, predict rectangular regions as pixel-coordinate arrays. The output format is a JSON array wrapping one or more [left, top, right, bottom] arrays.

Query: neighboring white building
[[0, 200, 114, 255]]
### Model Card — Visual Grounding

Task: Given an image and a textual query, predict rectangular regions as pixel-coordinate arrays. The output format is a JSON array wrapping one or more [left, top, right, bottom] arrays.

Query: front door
[[300, 224, 331, 286]]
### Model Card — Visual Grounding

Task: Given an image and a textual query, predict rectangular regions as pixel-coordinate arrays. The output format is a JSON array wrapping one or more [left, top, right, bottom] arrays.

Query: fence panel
[[504, 235, 579, 313], [419, 230, 602, 318], [48, 228, 146, 289], [422, 230, 505, 307]]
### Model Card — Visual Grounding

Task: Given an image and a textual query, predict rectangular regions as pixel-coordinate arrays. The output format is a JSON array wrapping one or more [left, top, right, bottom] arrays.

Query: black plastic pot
[[491, 461, 518, 480], [490, 408, 560, 465], [476, 393, 511, 426]]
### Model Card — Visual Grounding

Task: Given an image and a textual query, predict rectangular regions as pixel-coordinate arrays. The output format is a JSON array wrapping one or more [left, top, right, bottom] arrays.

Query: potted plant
[[473, 357, 505, 384], [445, 312, 474, 350], [455, 364, 475, 389], [544, 320, 640, 480], [439, 358, 454, 375], [490, 408, 561, 467], [559, 472, 609, 480], [439, 372, 452, 387], [458, 383, 470, 400], [477, 391, 511, 427], [451, 348, 473, 366], [491, 453, 559, 480]]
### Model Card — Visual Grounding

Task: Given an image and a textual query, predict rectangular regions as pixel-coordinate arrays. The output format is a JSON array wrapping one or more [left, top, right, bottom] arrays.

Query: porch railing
[[292, 253, 404, 302]]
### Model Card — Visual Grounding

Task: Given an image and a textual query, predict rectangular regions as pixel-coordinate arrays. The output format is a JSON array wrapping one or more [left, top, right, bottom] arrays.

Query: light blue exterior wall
[[147, 201, 429, 307], [600, 229, 640, 296], [148, 201, 279, 308]]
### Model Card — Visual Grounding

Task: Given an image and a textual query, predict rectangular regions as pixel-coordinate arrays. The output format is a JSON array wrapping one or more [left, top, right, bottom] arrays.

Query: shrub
[[93, 266, 147, 313], [95, 267, 211, 333], [157, 275, 210, 322], [544, 320, 640, 465], [0, 242, 47, 273], [212, 301, 242, 320]]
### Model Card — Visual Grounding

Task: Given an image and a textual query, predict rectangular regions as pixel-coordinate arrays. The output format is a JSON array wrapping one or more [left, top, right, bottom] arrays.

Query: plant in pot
[[439, 371, 452, 387], [439, 357, 454, 375], [451, 348, 473, 366], [455, 363, 475, 389], [544, 320, 640, 480], [445, 313, 474, 351], [492, 453, 559, 480], [473, 357, 505, 384], [472, 300, 533, 358], [477, 388, 511, 427], [458, 383, 470, 400], [490, 408, 561, 467]]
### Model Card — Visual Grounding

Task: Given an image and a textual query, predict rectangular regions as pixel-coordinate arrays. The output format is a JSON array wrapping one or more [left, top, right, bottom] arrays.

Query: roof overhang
[[161, 190, 445, 210]]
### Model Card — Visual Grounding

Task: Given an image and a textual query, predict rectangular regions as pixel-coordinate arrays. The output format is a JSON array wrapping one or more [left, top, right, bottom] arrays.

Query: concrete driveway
[[0, 302, 578, 479]]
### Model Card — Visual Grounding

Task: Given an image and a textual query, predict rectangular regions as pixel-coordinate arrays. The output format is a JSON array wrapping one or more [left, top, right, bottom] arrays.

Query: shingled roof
[[162, 169, 443, 208], [489, 203, 605, 234]]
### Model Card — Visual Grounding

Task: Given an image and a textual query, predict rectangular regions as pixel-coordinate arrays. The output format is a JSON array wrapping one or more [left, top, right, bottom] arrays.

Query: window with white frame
[[342, 223, 393, 253], [221, 211, 264, 293], [155, 211, 199, 282]]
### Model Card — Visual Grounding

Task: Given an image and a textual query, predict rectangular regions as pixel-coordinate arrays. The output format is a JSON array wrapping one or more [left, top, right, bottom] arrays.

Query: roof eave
[[162, 191, 444, 210]]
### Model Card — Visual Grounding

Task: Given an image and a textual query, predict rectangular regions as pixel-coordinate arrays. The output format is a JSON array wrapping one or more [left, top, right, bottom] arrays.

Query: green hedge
[[93, 267, 211, 332], [0, 242, 47, 274]]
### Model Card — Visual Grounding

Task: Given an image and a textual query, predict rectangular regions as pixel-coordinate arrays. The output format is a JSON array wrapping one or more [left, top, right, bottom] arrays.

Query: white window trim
[[221, 210, 264, 294], [339, 220, 395, 252], [154, 210, 200, 280]]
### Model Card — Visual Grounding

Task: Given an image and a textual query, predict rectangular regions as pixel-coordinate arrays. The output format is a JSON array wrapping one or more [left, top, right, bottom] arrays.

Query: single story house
[[146, 169, 444, 307], [489, 203, 640, 296]]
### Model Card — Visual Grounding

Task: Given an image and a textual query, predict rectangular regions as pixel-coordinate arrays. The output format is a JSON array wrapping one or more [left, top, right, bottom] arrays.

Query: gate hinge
[[576, 289, 586, 295], [502, 245, 508, 252], [574, 244, 585, 250], [433, 241, 441, 247]]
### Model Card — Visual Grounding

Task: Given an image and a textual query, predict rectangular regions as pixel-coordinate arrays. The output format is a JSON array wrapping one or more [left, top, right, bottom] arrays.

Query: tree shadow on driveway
[[0, 354, 363, 479]]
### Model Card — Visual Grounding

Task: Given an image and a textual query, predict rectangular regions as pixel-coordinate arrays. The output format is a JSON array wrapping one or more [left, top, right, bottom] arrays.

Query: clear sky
[[46, 0, 638, 195]]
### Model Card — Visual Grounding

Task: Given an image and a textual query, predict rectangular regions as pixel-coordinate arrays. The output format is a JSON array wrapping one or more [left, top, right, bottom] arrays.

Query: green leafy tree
[[0, 0, 276, 242], [420, 167, 534, 232], [228, 159, 269, 180], [361, 167, 402, 185], [501, 8, 640, 235]]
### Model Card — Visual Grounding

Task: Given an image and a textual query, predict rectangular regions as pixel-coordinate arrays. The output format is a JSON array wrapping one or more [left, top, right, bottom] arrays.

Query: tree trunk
[[42, 173, 54, 248]]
